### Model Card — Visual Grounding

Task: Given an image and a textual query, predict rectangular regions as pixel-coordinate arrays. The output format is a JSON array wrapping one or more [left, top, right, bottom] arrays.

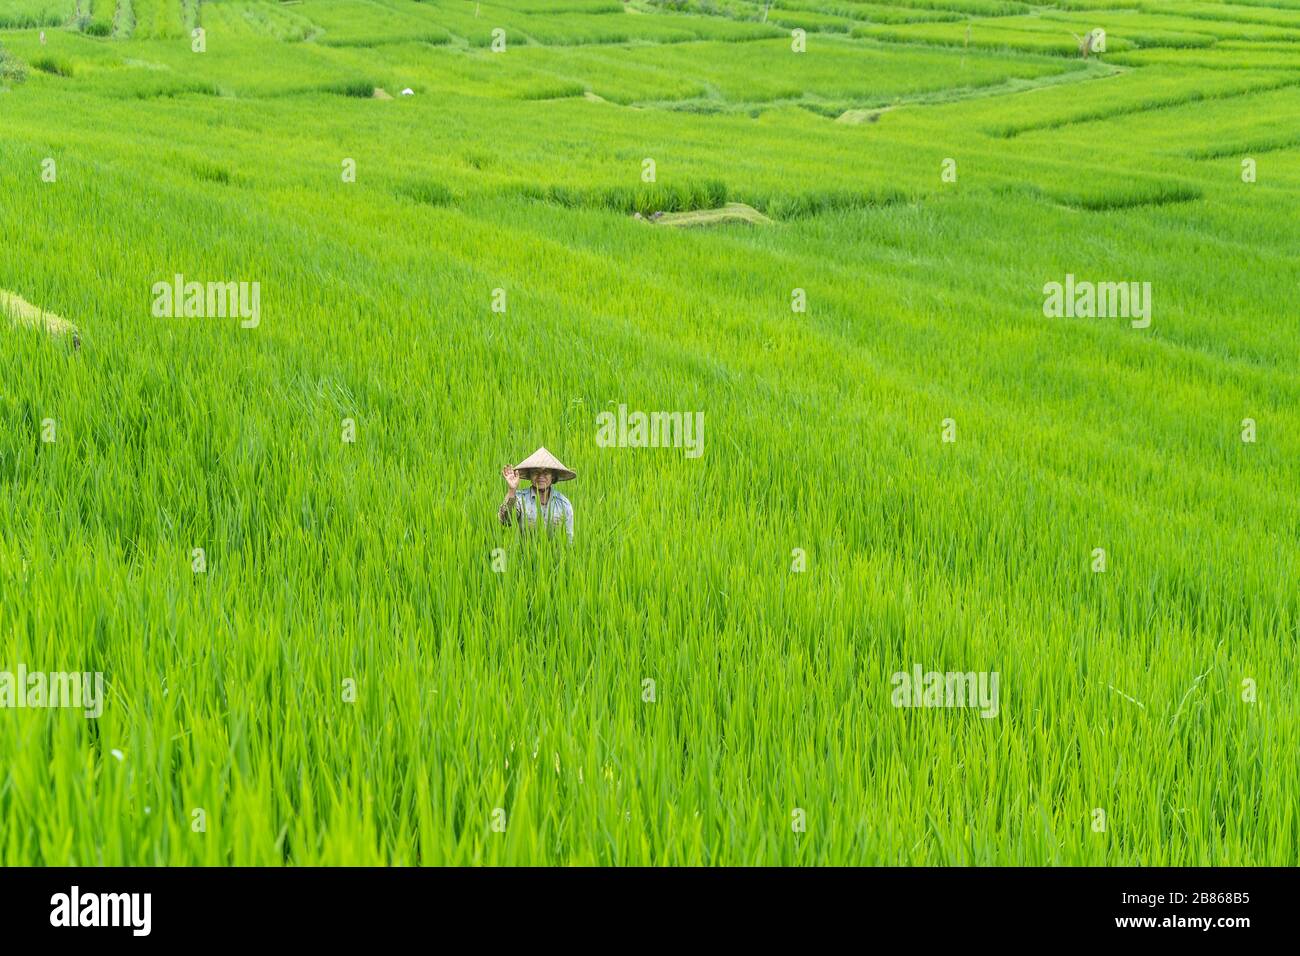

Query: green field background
[[0, 0, 1297, 864]]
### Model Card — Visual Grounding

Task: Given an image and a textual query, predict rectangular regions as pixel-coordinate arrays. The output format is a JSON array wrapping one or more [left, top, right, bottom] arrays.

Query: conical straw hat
[[514, 446, 576, 482]]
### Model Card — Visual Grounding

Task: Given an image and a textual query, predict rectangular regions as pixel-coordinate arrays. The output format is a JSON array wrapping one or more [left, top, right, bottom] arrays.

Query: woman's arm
[[499, 466, 520, 526]]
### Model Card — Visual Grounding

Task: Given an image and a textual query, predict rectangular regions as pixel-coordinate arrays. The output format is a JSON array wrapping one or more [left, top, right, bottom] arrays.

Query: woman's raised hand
[[502, 465, 520, 491]]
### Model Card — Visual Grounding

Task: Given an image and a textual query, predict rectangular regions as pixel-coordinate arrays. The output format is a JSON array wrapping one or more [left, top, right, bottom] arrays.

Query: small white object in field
[[111, 749, 125, 762], [40, 31, 46, 44], [401, 88, 414, 96]]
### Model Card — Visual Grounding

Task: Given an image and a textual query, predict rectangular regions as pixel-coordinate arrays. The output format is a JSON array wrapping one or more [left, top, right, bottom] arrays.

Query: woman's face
[[532, 470, 554, 492]]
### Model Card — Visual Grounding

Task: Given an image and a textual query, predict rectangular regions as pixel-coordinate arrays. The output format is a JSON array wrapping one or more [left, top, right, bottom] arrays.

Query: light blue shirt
[[512, 487, 574, 542]]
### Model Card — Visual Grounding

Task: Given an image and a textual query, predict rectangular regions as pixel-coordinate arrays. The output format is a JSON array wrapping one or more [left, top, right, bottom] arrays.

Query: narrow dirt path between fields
[[1, 289, 79, 346]]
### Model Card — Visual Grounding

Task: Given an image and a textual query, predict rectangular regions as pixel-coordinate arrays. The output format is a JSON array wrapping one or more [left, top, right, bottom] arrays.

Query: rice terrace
[[0, 0, 1297, 869]]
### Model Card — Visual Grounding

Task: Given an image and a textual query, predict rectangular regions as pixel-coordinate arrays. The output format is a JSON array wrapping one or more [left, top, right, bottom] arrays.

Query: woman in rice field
[[499, 447, 575, 543]]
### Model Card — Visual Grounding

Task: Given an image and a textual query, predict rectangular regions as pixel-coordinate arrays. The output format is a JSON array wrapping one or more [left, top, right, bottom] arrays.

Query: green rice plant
[[529, 178, 729, 213], [112, 0, 136, 38], [739, 0, 968, 23], [0, 0, 75, 28], [1148, 1, 1300, 29], [413, 0, 785, 44], [301, 0, 454, 46], [875, 0, 1029, 14], [978, 67, 1300, 137], [1038, 8, 1300, 43], [132, 0, 188, 37], [0, 43, 30, 85], [202, 0, 321, 41], [395, 177, 457, 204], [501, 36, 1081, 108], [29, 53, 77, 76], [324, 76, 385, 96], [77, 0, 116, 34], [1109, 43, 1300, 69]]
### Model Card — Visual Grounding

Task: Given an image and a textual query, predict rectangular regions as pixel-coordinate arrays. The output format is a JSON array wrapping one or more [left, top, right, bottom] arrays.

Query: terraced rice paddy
[[0, 0, 1296, 865]]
